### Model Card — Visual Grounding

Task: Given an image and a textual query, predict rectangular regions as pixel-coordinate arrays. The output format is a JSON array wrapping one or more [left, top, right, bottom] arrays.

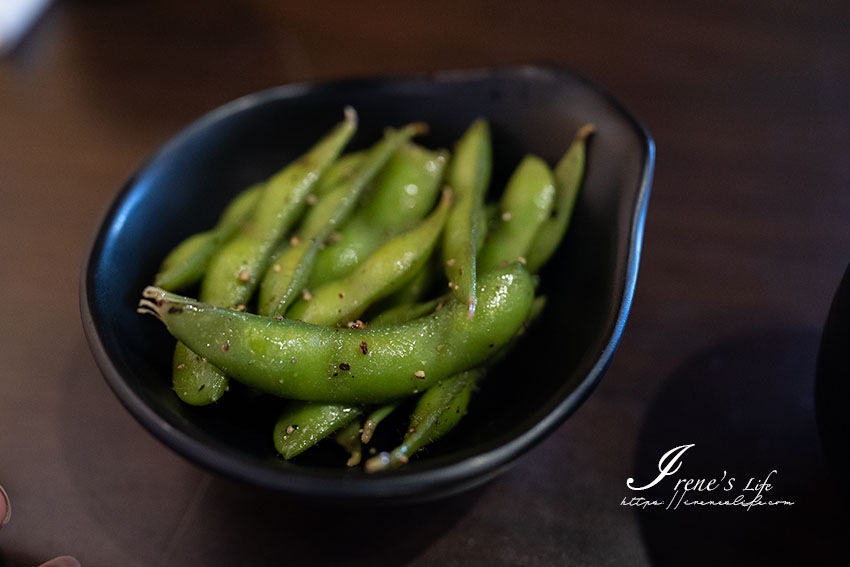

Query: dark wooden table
[[2, 1, 849, 565]]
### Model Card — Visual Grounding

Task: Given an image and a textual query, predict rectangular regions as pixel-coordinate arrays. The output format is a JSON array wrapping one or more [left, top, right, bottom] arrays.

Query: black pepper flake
[[198, 384, 205, 391], [359, 341, 368, 355], [488, 343, 495, 348], [168, 306, 183, 314], [339, 362, 351, 371]]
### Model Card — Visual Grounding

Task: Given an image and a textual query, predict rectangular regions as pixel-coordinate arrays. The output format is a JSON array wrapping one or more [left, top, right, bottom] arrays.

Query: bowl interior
[[81, 66, 653, 503]]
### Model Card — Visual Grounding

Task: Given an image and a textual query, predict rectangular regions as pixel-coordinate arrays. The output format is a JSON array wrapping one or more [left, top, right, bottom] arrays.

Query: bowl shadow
[[629, 327, 850, 565]]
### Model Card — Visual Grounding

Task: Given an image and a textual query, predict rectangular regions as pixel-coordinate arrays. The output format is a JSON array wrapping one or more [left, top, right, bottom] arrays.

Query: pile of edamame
[[138, 108, 592, 471]]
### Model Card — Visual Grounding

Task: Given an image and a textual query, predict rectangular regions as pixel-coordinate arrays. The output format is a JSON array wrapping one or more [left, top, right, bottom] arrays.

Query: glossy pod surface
[[140, 264, 534, 404]]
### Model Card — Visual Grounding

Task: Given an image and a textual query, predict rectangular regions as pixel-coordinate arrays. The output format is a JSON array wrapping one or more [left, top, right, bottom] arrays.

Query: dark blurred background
[[1, 1, 849, 565]]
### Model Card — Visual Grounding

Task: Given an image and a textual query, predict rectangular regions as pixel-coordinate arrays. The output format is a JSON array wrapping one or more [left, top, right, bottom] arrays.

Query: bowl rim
[[79, 64, 655, 503]]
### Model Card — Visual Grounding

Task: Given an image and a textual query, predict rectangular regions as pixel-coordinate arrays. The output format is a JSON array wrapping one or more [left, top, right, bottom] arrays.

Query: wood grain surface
[[1, 1, 848, 565]]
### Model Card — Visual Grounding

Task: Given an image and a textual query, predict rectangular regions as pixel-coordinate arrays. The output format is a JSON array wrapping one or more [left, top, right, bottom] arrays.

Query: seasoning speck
[[302, 289, 313, 301], [168, 306, 183, 314], [273, 264, 281, 272], [348, 319, 366, 330], [340, 362, 351, 371], [221, 342, 230, 352], [234, 302, 246, 312], [415, 370, 426, 379], [285, 424, 298, 435], [176, 364, 184, 369], [290, 358, 296, 364], [517, 256, 527, 265], [446, 258, 456, 267], [306, 194, 318, 205], [238, 270, 251, 282], [198, 384, 205, 391], [338, 292, 345, 299], [290, 235, 301, 246], [275, 315, 284, 321], [502, 211, 512, 221], [359, 341, 368, 355]]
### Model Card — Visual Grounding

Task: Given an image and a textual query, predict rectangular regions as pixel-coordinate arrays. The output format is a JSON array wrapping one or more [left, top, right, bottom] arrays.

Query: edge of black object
[[79, 65, 655, 504], [816, 260, 850, 498]]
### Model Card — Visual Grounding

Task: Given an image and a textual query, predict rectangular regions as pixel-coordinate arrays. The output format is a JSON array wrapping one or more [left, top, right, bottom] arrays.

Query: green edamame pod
[[334, 417, 364, 467], [526, 124, 594, 273], [478, 155, 556, 272], [361, 402, 399, 444], [138, 263, 534, 404], [276, 189, 449, 460], [258, 123, 427, 317], [312, 150, 366, 198], [309, 142, 448, 288], [171, 342, 229, 405], [285, 188, 451, 325], [368, 295, 446, 328], [201, 108, 358, 308], [172, 110, 357, 406], [366, 294, 548, 470], [364, 368, 481, 472], [273, 401, 361, 459], [154, 182, 263, 291], [257, 180, 353, 318], [442, 119, 492, 319], [268, 184, 443, 463]]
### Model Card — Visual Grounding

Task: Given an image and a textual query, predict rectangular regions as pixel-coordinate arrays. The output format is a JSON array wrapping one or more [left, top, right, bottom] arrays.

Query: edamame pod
[[360, 402, 400, 444], [172, 110, 357, 405], [442, 119, 492, 319], [258, 123, 427, 316], [272, 401, 361, 459], [201, 108, 358, 307], [366, 294, 548, 470], [270, 181, 443, 461], [312, 150, 366, 198], [138, 263, 534, 404], [368, 295, 446, 328], [309, 143, 448, 288], [285, 188, 451, 325], [478, 155, 556, 272], [526, 124, 594, 273], [364, 368, 481, 472], [275, 191, 449, 461], [154, 182, 263, 291], [257, 181, 352, 318]]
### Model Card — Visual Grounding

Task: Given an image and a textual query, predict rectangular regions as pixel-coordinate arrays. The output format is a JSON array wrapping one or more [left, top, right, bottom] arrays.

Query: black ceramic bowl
[[80, 66, 654, 504]]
